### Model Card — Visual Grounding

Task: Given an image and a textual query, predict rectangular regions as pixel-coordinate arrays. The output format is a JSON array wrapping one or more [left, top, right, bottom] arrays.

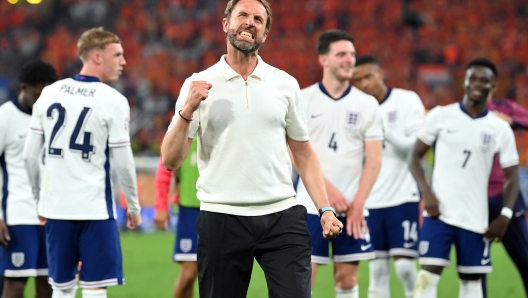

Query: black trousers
[[196, 205, 312, 298]]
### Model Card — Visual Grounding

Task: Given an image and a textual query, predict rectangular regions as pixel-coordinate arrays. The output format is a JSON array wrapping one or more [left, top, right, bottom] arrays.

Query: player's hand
[[346, 200, 368, 239], [127, 211, 142, 231], [496, 112, 513, 126], [422, 189, 441, 218], [154, 210, 170, 230], [484, 215, 510, 242], [38, 215, 47, 226], [183, 81, 212, 115], [320, 211, 343, 239], [325, 181, 349, 213], [0, 220, 10, 246]]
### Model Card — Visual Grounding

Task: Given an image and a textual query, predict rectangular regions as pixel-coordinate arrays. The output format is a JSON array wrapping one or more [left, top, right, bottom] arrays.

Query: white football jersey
[[366, 88, 424, 209], [296, 82, 383, 215], [28, 75, 131, 220], [0, 99, 40, 225], [419, 102, 518, 233]]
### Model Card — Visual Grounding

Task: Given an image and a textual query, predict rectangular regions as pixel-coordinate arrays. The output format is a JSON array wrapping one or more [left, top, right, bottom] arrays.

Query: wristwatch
[[318, 206, 337, 218]]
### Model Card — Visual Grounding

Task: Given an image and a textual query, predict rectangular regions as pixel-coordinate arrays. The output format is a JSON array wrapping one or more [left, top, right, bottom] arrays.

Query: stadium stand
[[0, 0, 528, 158]]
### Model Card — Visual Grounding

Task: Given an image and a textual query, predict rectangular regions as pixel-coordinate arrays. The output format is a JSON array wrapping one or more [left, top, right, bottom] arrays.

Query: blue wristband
[[318, 206, 337, 218]]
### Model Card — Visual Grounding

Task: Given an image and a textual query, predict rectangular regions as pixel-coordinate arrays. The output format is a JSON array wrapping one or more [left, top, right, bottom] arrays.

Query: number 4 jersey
[[419, 102, 519, 233], [295, 82, 383, 215], [28, 75, 131, 220]]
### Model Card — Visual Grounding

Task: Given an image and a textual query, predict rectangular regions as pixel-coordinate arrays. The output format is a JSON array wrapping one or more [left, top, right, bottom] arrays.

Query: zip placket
[[245, 80, 251, 110]]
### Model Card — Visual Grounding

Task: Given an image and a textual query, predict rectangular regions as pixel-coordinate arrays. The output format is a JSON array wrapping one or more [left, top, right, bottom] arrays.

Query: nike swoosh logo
[[403, 242, 416, 248], [311, 114, 323, 118], [515, 210, 526, 218], [446, 129, 457, 133], [360, 244, 372, 251], [481, 258, 490, 265]]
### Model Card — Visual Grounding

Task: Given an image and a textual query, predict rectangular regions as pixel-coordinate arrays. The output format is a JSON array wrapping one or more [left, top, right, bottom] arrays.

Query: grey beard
[[227, 30, 261, 54]]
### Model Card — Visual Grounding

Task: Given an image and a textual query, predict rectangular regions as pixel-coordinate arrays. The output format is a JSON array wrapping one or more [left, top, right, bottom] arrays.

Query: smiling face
[[319, 40, 356, 82], [464, 66, 495, 104], [223, 0, 269, 54]]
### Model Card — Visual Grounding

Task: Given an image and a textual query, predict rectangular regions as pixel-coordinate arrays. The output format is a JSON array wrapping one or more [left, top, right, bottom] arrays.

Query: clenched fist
[[182, 81, 212, 118]]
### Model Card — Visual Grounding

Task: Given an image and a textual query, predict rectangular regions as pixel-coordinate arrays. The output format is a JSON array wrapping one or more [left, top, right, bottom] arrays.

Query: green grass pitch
[[24, 231, 523, 297]]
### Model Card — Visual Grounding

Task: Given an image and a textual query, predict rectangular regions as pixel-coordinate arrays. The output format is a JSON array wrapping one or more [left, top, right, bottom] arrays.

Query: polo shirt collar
[[219, 54, 266, 81]]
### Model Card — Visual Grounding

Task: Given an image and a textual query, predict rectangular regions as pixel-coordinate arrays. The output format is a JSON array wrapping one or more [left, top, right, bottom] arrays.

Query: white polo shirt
[[168, 55, 309, 216], [419, 102, 518, 233]]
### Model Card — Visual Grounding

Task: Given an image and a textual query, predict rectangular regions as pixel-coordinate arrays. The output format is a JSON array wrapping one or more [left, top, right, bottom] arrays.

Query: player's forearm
[[353, 152, 381, 206], [23, 133, 43, 199], [154, 157, 173, 212], [111, 146, 141, 215], [293, 146, 330, 210], [161, 119, 192, 171], [503, 165, 520, 210], [408, 140, 432, 194]]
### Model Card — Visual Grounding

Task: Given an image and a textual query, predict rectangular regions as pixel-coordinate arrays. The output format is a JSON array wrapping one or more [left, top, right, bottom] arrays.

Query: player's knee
[[179, 262, 198, 285], [369, 258, 390, 287], [394, 258, 417, 280], [81, 288, 107, 298], [4, 277, 28, 297], [51, 286, 78, 298], [335, 269, 358, 289]]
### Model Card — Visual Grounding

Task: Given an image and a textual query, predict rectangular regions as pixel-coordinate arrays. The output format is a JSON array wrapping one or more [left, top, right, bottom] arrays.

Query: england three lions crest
[[346, 111, 360, 126], [387, 111, 397, 123], [481, 133, 492, 150], [180, 239, 193, 253], [12, 252, 24, 267]]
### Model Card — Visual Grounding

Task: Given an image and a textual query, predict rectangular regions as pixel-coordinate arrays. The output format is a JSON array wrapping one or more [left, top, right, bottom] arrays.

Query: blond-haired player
[[23, 27, 142, 298]]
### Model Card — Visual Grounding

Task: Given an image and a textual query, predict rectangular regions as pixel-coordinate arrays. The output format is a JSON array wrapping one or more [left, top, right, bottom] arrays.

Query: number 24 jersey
[[29, 76, 131, 220], [419, 102, 518, 233]]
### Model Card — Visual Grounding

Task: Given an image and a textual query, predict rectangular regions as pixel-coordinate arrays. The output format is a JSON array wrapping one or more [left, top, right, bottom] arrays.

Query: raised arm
[[161, 81, 211, 170], [287, 136, 342, 239]]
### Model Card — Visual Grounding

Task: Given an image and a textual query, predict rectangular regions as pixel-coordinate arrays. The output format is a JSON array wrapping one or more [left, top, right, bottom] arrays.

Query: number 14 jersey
[[295, 82, 383, 215], [419, 102, 518, 233], [28, 75, 131, 220]]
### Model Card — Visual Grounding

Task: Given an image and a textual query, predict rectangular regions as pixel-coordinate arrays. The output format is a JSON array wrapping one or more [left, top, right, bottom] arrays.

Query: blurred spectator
[[1, 0, 528, 157]]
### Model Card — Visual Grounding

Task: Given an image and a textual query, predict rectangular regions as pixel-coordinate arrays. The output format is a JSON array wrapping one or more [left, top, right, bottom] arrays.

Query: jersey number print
[[47, 103, 95, 161]]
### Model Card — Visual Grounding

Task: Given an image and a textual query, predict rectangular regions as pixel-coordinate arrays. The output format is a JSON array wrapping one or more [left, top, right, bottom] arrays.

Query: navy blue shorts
[[173, 206, 200, 262], [46, 219, 123, 289], [418, 217, 492, 274], [307, 214, 374, 264], [0, 225, 47, 277], [368, 202, 419, 258]]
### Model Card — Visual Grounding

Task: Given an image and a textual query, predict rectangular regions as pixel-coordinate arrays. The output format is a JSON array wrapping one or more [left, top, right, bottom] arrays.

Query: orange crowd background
[[1, 0, 528, 162]]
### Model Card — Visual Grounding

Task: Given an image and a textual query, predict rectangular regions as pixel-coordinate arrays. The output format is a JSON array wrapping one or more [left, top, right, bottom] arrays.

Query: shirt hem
[[200, 197, 297, 216], [438, 217, 485, 234], [366, 198, 420, 209]]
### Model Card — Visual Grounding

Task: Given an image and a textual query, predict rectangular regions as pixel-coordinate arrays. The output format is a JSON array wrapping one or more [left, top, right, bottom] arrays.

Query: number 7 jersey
[[419, 102, 518, 233], [28, 75, 131, 220], [295, 82, 383, 215]]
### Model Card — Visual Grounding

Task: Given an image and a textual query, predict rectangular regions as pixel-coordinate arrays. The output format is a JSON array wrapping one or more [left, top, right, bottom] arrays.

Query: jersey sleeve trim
[[29, 127, 44, 134], [418, 134, 434, 146], [500, 159, 519, 168], [365, 135, 384, 141], [405, 123, 422, 134], [108, 140, 131, 148], [287, 134, 309, 142]]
